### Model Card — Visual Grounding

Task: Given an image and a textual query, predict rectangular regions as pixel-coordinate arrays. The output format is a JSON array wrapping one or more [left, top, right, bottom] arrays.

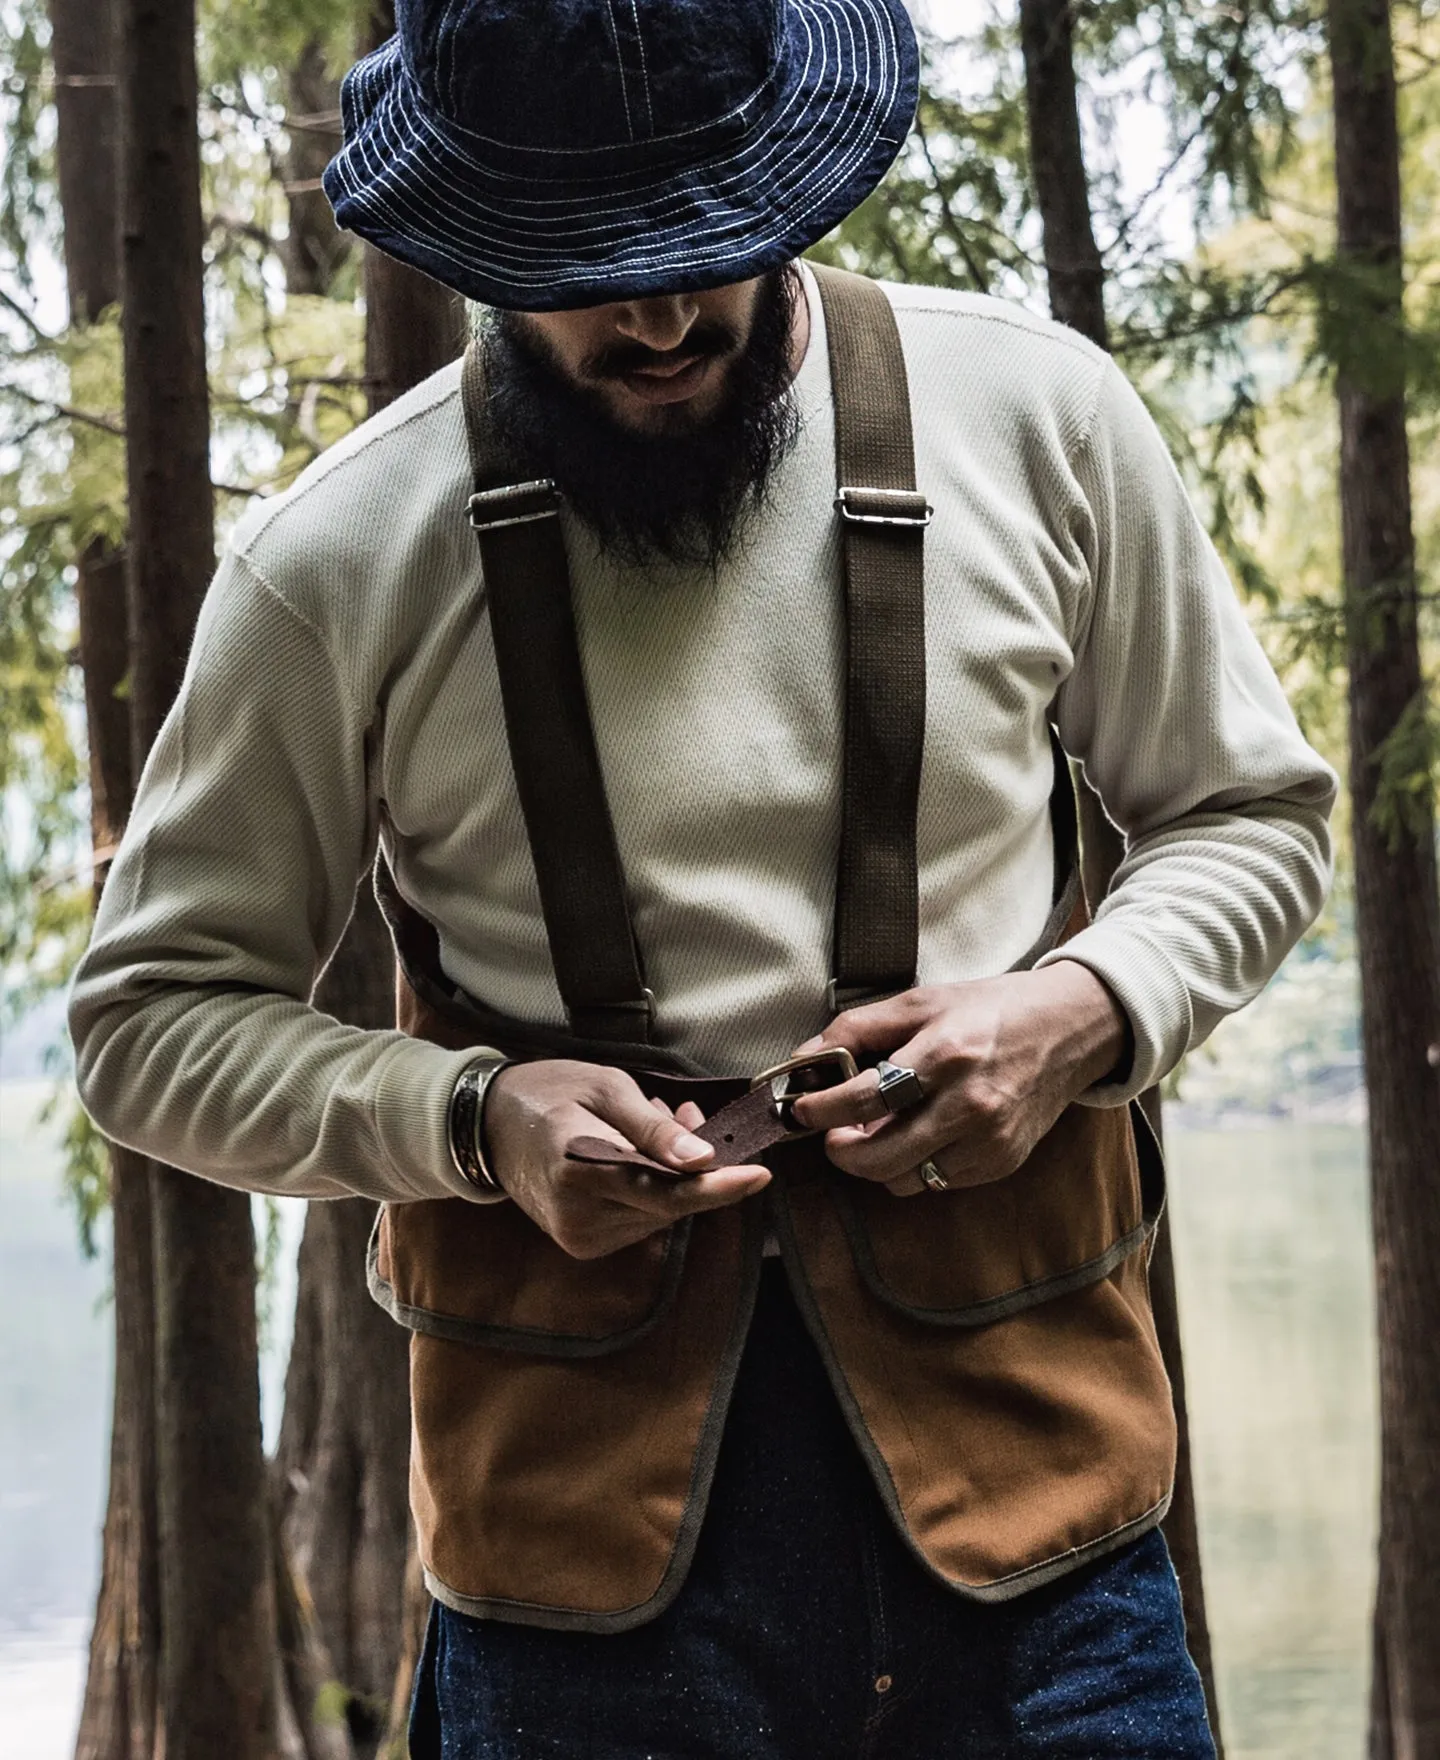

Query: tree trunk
[[1326, 4, 1440, 1754], [363, 247, 464, 411], [118, 2, 279, 1755], [274, 891, 412, 1758], [50, 0, 120, 327], [73, 1149, 160, 1760], [272, 266, 459, 1747], [281, 37, 349, 298], [48, 7, 162, 1758], [272, 14, 462, 1750], [1018, 0, 1106, 349], [1020, 4, 1224, 1746]]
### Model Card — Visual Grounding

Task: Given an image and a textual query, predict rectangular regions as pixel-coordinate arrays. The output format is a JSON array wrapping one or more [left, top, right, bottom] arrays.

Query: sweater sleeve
[[1037, 359, 1338, 1104], [68, 548, 496, 1204]]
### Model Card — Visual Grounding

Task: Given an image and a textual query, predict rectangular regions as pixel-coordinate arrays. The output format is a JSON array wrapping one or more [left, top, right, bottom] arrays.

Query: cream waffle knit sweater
[[69, 270, 1336, 1205]]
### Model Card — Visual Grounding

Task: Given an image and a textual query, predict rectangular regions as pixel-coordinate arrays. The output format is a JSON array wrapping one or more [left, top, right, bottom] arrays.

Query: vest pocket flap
[[369, 1200, 690, 1356], [832, 1102, 1160, 1326]]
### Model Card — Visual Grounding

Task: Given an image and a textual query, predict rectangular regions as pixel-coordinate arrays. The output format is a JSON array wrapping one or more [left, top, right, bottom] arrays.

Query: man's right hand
[[484, 1060, 771, 1259]]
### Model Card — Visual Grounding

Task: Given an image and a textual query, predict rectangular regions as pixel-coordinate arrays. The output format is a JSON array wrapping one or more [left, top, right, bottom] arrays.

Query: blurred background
[[2, 0, 1436, 1756]]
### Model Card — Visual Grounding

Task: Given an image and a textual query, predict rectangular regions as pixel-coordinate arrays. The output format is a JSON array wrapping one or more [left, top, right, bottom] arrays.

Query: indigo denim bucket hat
[[322, 0, 919, 311]]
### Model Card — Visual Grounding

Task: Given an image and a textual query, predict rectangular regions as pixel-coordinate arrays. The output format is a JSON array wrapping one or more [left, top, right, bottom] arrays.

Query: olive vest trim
[[418, 1207, 767, 1635], [830, 1099, 1163, 1329], [366, 1209, 693, 1357]]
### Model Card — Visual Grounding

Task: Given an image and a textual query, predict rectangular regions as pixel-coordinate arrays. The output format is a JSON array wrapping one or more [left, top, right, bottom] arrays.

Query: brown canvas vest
[[369, 266, 1176, 1633]]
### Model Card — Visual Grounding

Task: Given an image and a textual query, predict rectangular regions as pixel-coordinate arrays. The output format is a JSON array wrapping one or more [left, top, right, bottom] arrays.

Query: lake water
[[0, 1081, 1375, 1758]]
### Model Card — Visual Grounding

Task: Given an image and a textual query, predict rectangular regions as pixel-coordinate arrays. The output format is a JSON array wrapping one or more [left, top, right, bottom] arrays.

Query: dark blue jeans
[[412, 1261, 1215, 1759]]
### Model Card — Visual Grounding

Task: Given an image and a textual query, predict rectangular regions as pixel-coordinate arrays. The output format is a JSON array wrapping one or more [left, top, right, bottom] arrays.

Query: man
[[70, 1, 1335, 1755]]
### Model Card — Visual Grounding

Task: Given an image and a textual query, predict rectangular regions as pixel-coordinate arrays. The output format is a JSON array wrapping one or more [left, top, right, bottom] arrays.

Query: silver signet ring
[[874, 1059, 925, 1114], [919, 1158, 950, 1194]]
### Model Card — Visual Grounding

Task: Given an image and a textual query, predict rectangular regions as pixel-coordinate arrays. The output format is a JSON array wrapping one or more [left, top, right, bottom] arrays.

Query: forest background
[[1, 0, 1437, 1758]]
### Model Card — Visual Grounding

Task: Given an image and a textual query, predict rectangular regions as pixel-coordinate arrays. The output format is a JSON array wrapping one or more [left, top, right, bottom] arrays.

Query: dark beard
[[480, 268, 802, 570]]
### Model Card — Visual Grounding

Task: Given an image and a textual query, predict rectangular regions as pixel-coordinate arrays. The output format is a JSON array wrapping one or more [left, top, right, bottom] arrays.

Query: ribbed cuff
[[1034, 920, 1194, 1107], [372, 1035, 512, 1203]]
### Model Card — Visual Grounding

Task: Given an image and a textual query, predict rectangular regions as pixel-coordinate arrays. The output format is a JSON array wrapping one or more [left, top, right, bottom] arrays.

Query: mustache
[[583, 322, 741, 380]]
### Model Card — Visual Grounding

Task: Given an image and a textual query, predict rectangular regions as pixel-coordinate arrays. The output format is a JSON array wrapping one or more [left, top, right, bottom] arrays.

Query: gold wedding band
[[918, 1158, 950, 1194]]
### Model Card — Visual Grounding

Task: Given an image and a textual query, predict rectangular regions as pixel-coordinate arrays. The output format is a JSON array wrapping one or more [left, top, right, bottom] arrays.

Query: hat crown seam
[[403, 56, 780, 162], [403, 0, 791, 157], [603, 0, 637, 143]]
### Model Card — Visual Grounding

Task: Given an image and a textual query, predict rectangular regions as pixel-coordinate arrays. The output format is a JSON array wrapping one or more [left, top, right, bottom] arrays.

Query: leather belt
[[565, 1047, 859, 1178]]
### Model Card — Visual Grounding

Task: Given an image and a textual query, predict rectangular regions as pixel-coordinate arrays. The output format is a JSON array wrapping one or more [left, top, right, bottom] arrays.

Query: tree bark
[[1019, 0, 1107, 349], [272, 273, 459, 1748], [1325, 4, 1440, 1754], [50, 0, 120, 326], [48, 7, 162, 1758], [281, 37, 349, 298], [118, 2, 279, 1755], [1020, 5, 1224, 1746], [363, 246, 464, 411], [274, 891, 412, 1756], [272, 14, 461, 1747], [73, 1149, 160, 1760]]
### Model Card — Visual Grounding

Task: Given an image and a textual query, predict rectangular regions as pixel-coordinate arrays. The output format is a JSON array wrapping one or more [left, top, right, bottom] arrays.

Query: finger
[[885, 1170, 927, 1198], [827, 1116, 1002, 1190], [789, 1067, 894, 1133], [607, 1163, 771, 1218], [587, 1071, 718, 1171], [789, 989, 935, 1061], [804, 1017, 970, 1177], [825, 1113, 934, 1184], [674, 1100, 706, 1133], [649, 1096, 675, 1118]]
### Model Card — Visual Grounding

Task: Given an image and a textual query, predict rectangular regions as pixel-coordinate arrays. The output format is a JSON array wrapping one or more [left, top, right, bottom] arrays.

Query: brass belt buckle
[[749, 1047, 859, 1133]]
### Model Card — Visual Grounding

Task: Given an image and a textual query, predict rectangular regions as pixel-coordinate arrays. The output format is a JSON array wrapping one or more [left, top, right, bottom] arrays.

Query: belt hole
[[874, 1674, 893, 1694]]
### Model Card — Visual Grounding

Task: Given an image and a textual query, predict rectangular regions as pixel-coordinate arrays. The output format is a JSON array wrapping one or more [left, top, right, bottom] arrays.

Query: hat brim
[[322, 0, 918, 311]]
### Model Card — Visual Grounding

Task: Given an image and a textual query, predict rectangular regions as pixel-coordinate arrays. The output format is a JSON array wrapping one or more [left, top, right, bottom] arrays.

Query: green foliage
[[1082, 0, 1323, 228], [255, 1195, 285, 1350], [0, 0, 57, 293], [0, 3, 371, 1265], [0, 311, 126, 1011], [813, 37, 1036, 297], [202, 0, 370, 91], [1369, 687, 1440, 851], [52, 1095, 109, 1261], [0, 1, 370, 1031]]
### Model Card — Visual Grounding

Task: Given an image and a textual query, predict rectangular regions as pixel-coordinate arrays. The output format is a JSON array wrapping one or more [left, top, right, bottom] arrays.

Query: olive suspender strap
[[458, 267, 932, 1042], [461, 346, 655, 1044], [810, 265, 929, 1010]]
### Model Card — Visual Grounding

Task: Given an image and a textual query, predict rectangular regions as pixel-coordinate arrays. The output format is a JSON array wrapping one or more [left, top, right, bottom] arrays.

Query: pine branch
[[0, 282, 55, 342], [914, 117, 991, 289], [1, 381, 125, 437], [1105, 1, 1259, 260], [0, 382, 263, 496]]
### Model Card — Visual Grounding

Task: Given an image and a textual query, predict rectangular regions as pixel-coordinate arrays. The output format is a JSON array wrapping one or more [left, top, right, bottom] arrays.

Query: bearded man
[[70, 2, 1335, 1755]]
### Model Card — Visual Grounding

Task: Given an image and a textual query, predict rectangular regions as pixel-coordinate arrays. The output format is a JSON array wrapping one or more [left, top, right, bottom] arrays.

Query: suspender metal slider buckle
[[750, 1047, 859, 1130], [468, 479, 561, 531], [834, 486, 933, 528]]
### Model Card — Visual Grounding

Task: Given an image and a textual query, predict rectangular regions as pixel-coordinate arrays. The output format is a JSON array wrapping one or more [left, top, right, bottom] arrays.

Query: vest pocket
[[368, 1200, 690, 1356], [829, 1101, 1161, 1326]]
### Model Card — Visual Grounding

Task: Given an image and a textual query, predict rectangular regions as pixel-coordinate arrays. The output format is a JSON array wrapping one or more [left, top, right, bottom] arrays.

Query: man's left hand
[[786, 961, 1129, 1197]]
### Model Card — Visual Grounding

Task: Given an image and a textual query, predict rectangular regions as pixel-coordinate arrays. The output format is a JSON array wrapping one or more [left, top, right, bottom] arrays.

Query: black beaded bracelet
[[448, 1056, 510, 1193]]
